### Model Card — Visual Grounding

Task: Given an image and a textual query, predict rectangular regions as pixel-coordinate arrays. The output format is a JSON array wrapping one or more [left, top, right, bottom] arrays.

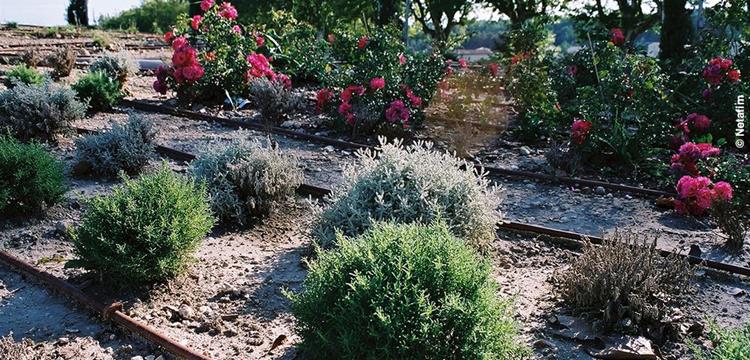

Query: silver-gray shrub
[[247, 78, 302, 124], [89, 52, 139, 85], [314, 138, 500, 250], [0, 81, 87, 142], [191, 138, 304, 225], [74, 114, 156, 178]]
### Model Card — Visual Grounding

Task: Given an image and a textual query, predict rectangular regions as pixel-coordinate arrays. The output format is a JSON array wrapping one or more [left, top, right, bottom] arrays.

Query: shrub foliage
[[74, 114, 156, 178], [0, 81, 87, 141], [314, 138, 499, 249], [48, 47, 76, 78], [247, 77, 301, 124], [557, 232, 692, 331], [89, 52, 139, 85], [3, 64, 44, 88], [0, 136, 66, 215], [290, 221, 529, 359], [191, 138, 303, 225], [69, 165, 214, 287], [72, 71, 123, 111]]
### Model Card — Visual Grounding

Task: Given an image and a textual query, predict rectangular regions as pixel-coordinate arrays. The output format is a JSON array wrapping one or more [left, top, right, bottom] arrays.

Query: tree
[[411, 0, 473, 44], [571, 0, 662, 42], [660, 0, 690, 62], [483, 0, 552, 28], [67, 0, 89, 26]]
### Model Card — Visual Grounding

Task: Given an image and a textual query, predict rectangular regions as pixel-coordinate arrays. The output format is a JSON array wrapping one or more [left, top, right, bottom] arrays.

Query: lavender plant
[[314, 138, 500, 250]]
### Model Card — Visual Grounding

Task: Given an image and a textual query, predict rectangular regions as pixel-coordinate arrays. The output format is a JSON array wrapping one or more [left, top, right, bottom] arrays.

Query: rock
[[199, 305, 213, 317], [323, 145, 335, 152], [588, 335, 656, 359], [55, 222, 71, 237], [595, 186, 606, 195], [57, 337, 69, 345], [179, 304, 195, 320], [520, 146, 532, 155], [533, 339, 556, 349], [130, 357, 144, 360]]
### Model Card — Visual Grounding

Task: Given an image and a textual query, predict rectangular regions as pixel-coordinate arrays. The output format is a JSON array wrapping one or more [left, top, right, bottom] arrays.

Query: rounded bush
[[0, 136, 66, 215], [314, 138, 499, 249], [290, 221, 528, 359], [191, 138, 303, 225], [3, 64, 44, 88], [89, 52, 139, 85], [0, 81, 87, 142], [70, 165, 214, 287], [72, 71, 123, 111], [74, 113, 156, 178]]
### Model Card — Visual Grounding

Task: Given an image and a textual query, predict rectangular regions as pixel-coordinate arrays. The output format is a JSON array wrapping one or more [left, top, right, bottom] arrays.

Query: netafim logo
[[737, 95, 746, 149]]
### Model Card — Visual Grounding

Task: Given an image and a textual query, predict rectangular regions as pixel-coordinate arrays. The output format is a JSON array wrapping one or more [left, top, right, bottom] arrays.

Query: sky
[[0, 0, 141, 26]]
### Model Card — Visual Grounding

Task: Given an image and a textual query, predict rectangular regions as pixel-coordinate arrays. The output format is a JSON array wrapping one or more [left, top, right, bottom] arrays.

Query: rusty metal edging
[[119, 99, 676, 198], [0, 251, 212, 360]]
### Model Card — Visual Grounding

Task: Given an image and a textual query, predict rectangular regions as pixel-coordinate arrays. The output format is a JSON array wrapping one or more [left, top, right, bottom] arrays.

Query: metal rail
[[120, 99, 676, 198], [0, 251, 212, 360]]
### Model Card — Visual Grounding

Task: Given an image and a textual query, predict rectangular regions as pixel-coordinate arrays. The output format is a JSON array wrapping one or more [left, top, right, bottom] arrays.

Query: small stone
[[179, 304, 195, 320], [145, 355, 156, 360], [323, 145, 335, 152], [130, 357, 144, 360], [57, 337, 69, 345], [595, 186, 606, 195], [533, 339, 556, 349], [520, 146, 532, 155]]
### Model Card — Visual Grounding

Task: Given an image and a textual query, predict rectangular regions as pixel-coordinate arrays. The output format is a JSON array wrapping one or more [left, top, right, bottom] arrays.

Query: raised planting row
[[2, 120, 750, 358]]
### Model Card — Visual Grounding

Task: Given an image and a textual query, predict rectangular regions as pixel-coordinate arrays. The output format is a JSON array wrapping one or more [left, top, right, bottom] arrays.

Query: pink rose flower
[[714, 181, 734, 201], [172, 36, 188, 50], [191, 15, 202, 31], [369, 77, 385, 91], [200, 0, 214, 12], [219, 2, 238, 20], [357, 36, 369, 49], [609, 28, 625, 46], [571, 119, 593, 145], [385, 99, 410, 124]]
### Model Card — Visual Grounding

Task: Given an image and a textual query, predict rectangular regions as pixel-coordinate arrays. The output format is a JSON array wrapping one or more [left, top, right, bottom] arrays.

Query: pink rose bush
[[703, 56, 740, 85], [670, 142, 721, 176], [674, 176, 733, 216], [320, 29, 445, 135], [154, 1, 288, 102], [571, 119, 592, 145], [609, 28, 625, 46]]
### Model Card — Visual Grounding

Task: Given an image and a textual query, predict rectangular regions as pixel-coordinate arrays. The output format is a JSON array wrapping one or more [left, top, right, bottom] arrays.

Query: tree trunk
[[660, 0, 690, 62]]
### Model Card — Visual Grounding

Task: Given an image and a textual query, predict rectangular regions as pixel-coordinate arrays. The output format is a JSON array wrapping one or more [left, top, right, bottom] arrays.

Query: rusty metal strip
[[0, 251, 212, 360], [497, 221, 750, 277], [120, 99, 675, 198]]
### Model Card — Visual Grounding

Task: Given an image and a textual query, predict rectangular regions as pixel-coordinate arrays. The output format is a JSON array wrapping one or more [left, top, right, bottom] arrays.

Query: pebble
[[130, 357, 144, 360], [179, 304, 195, 320], [594, 186, 606, 195]]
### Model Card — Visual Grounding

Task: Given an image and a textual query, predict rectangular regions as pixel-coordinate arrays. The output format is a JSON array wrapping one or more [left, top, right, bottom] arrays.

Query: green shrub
[[557, 231, 692, 332], [89, 52, 139, 85], [69, 165, 214, 287], [247, 77, 302, 124], [99, 0, 188, 34], [74, 114, 156, 178], [3, 64, 44, 88], [72, 71, 123, 111], [0, 136, 66, 215], [0, 81, 87, 141], [289, 221, 529, 359], [314, 138, 499, 250], [191, 138, 303, 225]]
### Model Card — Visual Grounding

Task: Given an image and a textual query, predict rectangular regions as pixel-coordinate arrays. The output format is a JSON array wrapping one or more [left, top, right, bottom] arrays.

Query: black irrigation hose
[[120, 99, 678, 198], [72, 125, 750, 277]]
